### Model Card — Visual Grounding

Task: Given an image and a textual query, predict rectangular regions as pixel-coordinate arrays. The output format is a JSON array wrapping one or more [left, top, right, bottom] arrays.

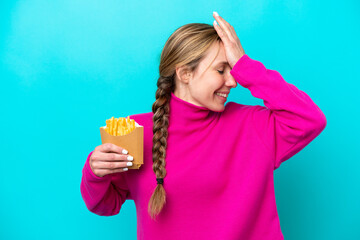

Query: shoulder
[[223, 101, 257, 116], [128, 112, 153, 127], [223, 101, 271, 121], [224, 101, 249, 112]]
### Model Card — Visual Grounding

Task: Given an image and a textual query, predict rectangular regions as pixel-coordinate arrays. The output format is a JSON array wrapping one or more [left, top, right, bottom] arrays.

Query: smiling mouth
[[215, 92, 228, 98]]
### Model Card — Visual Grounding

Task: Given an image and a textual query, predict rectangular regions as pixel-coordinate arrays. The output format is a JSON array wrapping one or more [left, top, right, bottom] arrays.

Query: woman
[[80, 12, 327, 240]]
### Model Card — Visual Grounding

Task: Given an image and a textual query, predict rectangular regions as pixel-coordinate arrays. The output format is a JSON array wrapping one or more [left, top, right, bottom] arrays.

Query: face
[[174, 41, 237, 112]]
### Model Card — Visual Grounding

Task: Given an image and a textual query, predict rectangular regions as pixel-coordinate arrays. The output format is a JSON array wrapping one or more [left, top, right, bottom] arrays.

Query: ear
[[175, 66, 192, 83]]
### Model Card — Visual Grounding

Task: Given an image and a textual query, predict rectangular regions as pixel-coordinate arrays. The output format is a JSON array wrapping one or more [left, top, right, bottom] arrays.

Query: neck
[[168, 92, 214, 130]]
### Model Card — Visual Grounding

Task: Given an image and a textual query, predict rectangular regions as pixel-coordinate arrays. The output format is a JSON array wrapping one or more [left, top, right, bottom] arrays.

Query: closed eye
[[217, 70, 224, 74]]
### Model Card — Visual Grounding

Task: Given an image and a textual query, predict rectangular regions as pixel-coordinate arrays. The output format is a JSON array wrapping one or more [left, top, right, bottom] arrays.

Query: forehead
[[207, 41, 226, 61], [200, 41, 229, 71]]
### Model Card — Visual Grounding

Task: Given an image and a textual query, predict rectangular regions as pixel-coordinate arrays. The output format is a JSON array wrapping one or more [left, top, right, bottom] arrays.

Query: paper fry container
[[99, 122, 144, 169]]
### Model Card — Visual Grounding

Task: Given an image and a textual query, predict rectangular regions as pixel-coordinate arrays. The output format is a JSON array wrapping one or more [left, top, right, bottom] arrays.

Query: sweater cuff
[[230, 54, 252, 88], [85, 151, 112, 182]]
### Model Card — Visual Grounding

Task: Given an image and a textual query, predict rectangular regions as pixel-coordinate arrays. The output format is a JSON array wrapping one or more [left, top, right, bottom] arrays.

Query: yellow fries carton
[[99, 116, 143, 169]]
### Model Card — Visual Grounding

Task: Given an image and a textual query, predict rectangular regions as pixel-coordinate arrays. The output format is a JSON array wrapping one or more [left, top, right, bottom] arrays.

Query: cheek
[[212, 80, 224, 93], [194, 76, 222, 98]]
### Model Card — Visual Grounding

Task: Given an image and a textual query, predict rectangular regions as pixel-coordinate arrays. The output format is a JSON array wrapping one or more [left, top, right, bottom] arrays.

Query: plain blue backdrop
[[1, 0, 359, 239]]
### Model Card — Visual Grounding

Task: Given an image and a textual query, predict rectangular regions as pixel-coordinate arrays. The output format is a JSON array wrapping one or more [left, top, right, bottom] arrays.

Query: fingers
[[97, 143, 128, 155], [213, 20, 226, 39], [92, 151, 134, 162], [92, 156, 133, 169], [93, 167, 129, 177], [90, 151, 134, 177], [213, 12, 233, 41], [213, 12, 231, 29]]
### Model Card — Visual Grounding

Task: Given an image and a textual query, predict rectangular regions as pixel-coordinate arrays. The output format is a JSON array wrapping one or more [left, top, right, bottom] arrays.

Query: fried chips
[[105, 116, 136, 136]]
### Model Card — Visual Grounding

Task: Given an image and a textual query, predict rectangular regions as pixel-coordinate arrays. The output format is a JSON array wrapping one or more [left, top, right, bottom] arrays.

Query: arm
[[80, 151, 130, 216], [230, 54, 327, 170]]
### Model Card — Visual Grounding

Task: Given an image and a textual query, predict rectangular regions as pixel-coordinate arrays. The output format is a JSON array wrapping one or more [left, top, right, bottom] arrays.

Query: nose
[[225, 75, 237, 88]]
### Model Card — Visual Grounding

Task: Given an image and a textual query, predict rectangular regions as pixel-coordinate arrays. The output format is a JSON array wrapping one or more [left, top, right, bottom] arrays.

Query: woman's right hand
[[89, 143, 134, 178]]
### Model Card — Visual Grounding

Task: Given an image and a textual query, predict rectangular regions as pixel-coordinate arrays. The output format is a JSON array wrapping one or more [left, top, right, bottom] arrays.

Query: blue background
[[1, 0, 359, 239]]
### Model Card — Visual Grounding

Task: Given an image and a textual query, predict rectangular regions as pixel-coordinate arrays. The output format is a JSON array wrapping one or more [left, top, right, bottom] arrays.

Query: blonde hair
[[148, 23, 221, 220]]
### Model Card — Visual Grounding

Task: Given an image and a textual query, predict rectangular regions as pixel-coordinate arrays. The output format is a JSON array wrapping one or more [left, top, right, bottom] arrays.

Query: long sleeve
[[80, 151, 131, 216], [230, 54, 327, 170]]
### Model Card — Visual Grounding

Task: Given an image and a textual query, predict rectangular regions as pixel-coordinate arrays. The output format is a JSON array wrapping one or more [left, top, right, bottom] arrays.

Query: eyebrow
[[214, 61, 230, 67]]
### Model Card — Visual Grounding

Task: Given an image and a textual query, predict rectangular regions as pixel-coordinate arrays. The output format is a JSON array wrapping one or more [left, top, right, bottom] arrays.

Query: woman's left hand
[[213, 12, 246, 69]]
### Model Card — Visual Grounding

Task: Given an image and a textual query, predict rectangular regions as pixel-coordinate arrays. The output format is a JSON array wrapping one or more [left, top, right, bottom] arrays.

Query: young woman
[[80, 12, 327, 240]]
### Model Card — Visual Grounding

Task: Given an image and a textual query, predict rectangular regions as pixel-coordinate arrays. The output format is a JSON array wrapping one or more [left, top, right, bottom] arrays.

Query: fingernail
[[213, 20, 218, 26], [127, 162, 133, 166], [213, 11, 219, 16], [127, 155, 134, 161], [122, 149, 128, 154], [123, 168, 128, 171]]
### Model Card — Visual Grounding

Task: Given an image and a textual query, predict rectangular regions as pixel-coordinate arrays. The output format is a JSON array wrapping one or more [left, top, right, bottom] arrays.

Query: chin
[[210, 104, 225, 113]]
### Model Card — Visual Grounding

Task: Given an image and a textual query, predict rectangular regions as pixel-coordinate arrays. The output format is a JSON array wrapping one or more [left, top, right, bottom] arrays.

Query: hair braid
[[148, 76, 174, 220]]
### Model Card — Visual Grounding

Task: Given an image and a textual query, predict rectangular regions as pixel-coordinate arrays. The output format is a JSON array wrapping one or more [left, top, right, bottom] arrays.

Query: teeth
[[215, 92, 228, 97]]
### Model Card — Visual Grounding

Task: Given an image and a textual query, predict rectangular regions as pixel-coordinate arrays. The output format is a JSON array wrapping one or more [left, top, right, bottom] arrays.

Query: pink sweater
[[80, 54, 327, 240]]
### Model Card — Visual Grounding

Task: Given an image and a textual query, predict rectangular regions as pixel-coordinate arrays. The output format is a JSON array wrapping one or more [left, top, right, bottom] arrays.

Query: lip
[[214, 91, 229, 99], [215, 91, 230, 94], [215, 93, 227, 102]]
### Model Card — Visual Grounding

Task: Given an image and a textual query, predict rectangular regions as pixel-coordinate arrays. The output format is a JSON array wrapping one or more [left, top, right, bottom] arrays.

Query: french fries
[[104, 116, 136, 136], [100, 115, 144, 169]]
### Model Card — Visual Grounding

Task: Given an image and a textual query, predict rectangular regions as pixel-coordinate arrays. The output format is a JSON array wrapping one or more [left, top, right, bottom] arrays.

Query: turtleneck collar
[[168, 92, 215, 128]]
